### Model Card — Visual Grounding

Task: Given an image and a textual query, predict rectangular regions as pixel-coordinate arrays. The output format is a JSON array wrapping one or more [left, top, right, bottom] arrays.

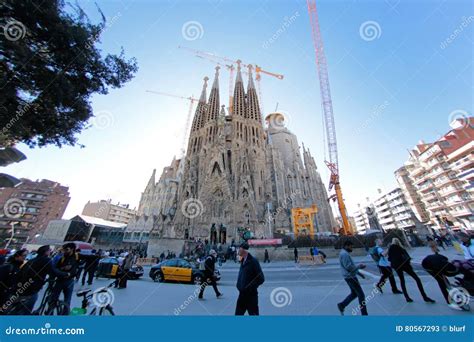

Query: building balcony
[[458, 169, 474, 180], [429, 167, 450, 179], [451, 209, 473, 217], [426, 201, 445, 210], [435, 176, 457, 187], [418, 182, 435, 192], [451, 155, 474, 170], [397, 221, 415, 229], [424, 191, 438, 200], [389, 200, 405, 208], [439, 186, 464, 197]]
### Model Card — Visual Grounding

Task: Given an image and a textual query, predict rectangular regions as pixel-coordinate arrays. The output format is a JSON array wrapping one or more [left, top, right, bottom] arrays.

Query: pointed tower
[[206, 66, 220, 123], [188, 77, 209, 155], [246, 64, 262, 123], [232, 60, 246, 118], [203, 67, 220, 146], [191, 77, 209, 132], [138, 169, 156, 215]]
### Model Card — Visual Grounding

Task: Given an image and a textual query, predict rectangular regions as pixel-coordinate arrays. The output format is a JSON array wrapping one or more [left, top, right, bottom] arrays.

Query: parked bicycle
[[72, 281, 116, 315], [33, 278, 69, 316]]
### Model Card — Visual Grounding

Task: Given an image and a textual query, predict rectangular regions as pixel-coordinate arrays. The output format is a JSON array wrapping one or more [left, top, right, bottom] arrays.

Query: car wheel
[[193, 274, 203, 285], [154, 272, 164, 283]]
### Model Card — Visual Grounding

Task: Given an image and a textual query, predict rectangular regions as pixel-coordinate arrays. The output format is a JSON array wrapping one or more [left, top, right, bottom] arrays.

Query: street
[[61, 253, 472, 316]]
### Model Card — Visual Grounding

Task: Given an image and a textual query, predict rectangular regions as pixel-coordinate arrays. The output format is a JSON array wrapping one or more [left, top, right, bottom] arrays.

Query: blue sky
[[5, 0, 473, 219]]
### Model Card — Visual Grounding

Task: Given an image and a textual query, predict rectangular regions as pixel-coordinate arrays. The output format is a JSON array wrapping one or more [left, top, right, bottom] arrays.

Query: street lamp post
[[4, 222, 17, 249]]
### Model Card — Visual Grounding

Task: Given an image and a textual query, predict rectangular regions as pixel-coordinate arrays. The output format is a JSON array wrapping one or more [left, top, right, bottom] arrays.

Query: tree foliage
[[0, 0, 138, 147]]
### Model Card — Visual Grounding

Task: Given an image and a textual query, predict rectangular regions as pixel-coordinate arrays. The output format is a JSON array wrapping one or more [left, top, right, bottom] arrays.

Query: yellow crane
[[292, 205, 318, 237]]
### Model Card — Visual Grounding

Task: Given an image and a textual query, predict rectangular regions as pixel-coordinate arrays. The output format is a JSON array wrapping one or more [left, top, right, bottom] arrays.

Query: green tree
[[0, 0, 138, 147]]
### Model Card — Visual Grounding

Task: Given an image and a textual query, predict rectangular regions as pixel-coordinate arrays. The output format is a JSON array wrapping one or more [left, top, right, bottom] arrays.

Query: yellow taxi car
[[149, 258, 220, 284]]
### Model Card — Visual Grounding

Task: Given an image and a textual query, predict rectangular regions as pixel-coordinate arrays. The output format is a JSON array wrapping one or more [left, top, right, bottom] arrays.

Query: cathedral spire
[[191, 76, 209, 131], [246, 64, 262, 122], [247, 64, 255, 90], [145, 169, 156, 192], [205, 66, 220, 124], [232, 60, 246, 117], [199, 76, 209, 102]]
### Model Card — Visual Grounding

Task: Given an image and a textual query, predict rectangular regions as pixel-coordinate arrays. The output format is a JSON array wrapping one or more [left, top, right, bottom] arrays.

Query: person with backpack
[[388, 238, 435, 303], [372, 239, 402, 294], [235, 242, 265, 315], [50, 243, 79, 314], [458, 232, 474, 260], [198, 249, 222, 299], [0, 249, 28, 314]]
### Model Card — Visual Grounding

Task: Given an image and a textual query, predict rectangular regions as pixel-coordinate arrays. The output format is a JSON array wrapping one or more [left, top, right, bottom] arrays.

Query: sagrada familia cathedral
[[126, 63, 336, 255]]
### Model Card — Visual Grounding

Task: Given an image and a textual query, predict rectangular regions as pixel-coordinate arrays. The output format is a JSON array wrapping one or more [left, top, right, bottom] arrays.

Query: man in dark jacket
[[235, 242, 265, 315], [8, 245, 61, 315], [198, 249, 222, 299], [422, 241, 457, 304], [50, 243, 79, 314], [81, 250, 101, 286], [0, 249, 27, 314]]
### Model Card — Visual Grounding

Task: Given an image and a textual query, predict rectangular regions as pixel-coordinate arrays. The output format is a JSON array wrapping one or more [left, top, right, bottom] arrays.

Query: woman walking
[[388, 238, 435, 303]]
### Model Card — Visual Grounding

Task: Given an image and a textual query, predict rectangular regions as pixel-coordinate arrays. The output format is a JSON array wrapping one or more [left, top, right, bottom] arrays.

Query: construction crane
[[178, 46, 284, 115], [306, 0, 351, 235], [146, 90, 201, 157]]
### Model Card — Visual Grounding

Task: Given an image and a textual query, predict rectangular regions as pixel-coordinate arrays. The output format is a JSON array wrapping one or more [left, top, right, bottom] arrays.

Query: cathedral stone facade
[[125, 64, 336, 255]]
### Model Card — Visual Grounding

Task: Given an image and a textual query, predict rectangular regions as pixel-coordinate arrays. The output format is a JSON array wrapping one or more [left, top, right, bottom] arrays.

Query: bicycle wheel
[[44, 301, 69, 316], [99, 305, 115, 316]]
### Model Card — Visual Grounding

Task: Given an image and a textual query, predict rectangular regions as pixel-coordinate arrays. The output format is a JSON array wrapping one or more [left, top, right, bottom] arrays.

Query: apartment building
[[403, 118, 473, 230], [0, 179, 70, 248], [82, 199, 137, 225]]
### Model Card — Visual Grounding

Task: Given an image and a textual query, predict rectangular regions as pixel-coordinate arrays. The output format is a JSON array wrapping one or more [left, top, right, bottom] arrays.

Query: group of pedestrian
[[0, 242, 141, 315], [338, 232, 474, 315], [0, 243, 80, 315]]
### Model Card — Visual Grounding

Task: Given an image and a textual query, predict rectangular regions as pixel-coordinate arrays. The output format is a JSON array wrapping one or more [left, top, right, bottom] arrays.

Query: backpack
[[370, 247, 381, 263]]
